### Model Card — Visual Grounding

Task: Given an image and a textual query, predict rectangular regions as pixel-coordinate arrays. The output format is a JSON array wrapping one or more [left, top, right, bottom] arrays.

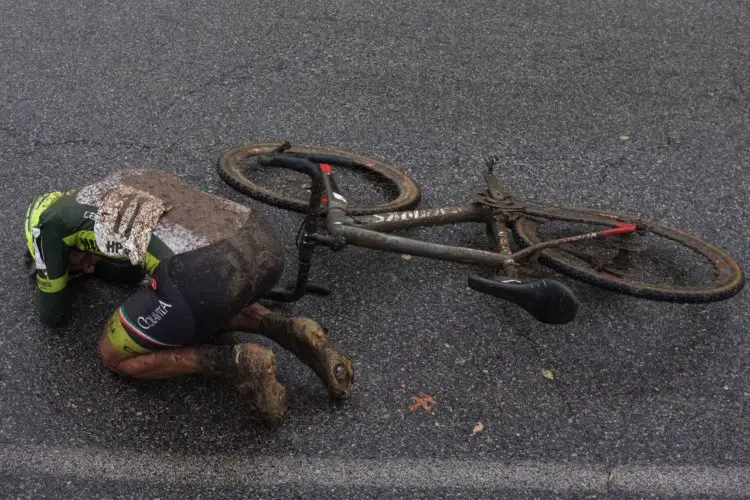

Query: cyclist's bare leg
[[223, 303, 354, 400], [98, 332, 287, 424]]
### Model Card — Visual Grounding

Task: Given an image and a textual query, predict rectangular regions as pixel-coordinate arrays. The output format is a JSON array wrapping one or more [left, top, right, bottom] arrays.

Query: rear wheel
[[513, 208, 744, 302], [218, 142, 421, 215]]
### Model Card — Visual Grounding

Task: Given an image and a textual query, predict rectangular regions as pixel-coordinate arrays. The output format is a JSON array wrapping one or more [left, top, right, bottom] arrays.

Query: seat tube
[[488, 214, 512, 253], [487, 213, 519, 279]]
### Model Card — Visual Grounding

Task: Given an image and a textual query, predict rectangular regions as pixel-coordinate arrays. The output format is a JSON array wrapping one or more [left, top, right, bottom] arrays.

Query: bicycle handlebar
[[256, 154, 324, 184], [257, 153, 329, 218]]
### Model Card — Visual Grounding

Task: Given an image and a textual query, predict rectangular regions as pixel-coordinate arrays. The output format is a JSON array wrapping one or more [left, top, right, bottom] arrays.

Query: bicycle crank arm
[[468, 274, 580, 324]]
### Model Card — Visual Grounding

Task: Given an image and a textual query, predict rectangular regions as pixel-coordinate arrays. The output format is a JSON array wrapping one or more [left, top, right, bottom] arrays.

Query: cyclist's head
[[24, 246, 100, 278], [68, 249, 99, 274]]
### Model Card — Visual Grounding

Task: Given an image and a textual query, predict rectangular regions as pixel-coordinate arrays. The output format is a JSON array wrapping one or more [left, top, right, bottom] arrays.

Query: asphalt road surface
[[1, 0, 749, 498]]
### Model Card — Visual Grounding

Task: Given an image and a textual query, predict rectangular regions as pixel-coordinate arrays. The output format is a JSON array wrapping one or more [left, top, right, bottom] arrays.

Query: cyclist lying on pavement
[[23, 168, 353, 425]]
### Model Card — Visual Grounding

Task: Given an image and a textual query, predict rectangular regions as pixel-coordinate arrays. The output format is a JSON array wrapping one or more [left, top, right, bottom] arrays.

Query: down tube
[[353, 203, 488, 232]]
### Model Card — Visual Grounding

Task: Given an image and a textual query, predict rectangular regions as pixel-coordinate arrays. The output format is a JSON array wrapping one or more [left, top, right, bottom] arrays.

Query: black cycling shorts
[[110, 229, 283, 354]]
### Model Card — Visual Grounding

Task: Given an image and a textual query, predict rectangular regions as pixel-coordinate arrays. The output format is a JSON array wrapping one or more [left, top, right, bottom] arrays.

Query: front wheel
[[512, 207, 744, 303], [218, 142, 421, 215]]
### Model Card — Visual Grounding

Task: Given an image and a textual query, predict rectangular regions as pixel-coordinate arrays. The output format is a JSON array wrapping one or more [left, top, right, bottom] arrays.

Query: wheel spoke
[[513, 210, 744, 302]]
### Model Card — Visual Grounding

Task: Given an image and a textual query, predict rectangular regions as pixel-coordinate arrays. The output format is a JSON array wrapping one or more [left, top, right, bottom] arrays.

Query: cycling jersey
[[24, 169, 284, 353]]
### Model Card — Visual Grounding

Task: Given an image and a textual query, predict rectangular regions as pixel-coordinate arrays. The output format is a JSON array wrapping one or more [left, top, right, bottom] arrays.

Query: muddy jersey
[[24, 169, 256, 326]]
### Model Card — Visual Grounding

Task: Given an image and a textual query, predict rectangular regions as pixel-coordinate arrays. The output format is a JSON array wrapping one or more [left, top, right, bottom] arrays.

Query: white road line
[[2, 445, 749, 496]]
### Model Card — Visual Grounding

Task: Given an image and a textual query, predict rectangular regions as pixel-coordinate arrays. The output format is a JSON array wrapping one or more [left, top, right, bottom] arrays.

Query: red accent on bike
[[602, 222, 637, 236], [151, 278, 157, 289], [320, 163, 333, 174], [321, 196, 329, 204]]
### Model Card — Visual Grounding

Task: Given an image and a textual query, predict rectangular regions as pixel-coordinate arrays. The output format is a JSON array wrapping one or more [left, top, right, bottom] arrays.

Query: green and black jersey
[[24, 191, 173, 325], [23, 168, 258, 327]]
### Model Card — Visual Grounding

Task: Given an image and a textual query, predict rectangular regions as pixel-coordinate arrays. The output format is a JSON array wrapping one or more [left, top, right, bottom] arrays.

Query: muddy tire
[[218, 142, 421, 215], [513, 208, 744, 303]]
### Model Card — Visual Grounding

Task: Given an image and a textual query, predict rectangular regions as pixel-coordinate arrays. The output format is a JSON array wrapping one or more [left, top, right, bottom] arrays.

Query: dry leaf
[[409, 392, 437, 413], [472, 420, 484, 435], [619, 135, 630, 141], [401, 254, 413, 261], [541, 368, 555, 381]]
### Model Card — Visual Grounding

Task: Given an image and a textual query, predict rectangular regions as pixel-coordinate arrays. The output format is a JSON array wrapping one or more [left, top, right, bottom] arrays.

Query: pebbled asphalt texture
[[1, 0, 749, 498]]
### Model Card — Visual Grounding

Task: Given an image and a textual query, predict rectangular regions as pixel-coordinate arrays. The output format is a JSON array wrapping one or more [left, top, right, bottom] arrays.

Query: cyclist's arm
[[33, 224, 71, 326]]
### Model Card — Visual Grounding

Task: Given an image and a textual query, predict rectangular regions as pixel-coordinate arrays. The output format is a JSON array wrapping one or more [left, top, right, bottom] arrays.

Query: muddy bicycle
[[218, 142, 744, 324]]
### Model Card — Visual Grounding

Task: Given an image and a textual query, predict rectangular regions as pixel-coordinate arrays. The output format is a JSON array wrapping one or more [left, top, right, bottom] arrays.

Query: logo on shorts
[[137, 299, 172, 330]]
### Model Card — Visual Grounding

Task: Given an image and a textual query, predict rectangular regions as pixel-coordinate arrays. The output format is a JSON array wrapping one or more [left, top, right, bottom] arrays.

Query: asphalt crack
[[0, 125, 176, 155]]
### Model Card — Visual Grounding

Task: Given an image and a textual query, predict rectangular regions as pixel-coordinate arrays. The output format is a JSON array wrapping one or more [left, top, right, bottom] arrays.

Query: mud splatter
[[151, 222, 209, 254], [95, 184, 171, 265], [119, 169, 251, 245], [77, 169, 258, 251]]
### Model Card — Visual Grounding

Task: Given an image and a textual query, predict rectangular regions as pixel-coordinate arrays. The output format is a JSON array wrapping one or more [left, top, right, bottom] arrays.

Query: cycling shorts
[[105, 227, 283, 357]]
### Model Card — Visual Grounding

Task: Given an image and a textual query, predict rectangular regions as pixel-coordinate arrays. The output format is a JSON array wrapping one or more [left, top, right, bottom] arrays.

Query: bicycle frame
[[326, 198, 639, 271], [332, 202, 517, 268], [259, 152, 639, 303]]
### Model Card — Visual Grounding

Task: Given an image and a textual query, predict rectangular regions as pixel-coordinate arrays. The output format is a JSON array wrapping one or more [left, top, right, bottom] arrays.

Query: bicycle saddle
[[468, 275, 580, 324]]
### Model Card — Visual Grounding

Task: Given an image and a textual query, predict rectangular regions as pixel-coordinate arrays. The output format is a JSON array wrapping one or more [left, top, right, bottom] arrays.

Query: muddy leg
[[223, 303, 354, 400], [197, 342, 288, 424], [99, 332, 287, 425]]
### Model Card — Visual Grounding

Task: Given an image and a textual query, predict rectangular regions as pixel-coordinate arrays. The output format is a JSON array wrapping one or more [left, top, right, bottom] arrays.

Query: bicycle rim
[[218, 143, 421, 215], [513, 208, 744, 302]]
